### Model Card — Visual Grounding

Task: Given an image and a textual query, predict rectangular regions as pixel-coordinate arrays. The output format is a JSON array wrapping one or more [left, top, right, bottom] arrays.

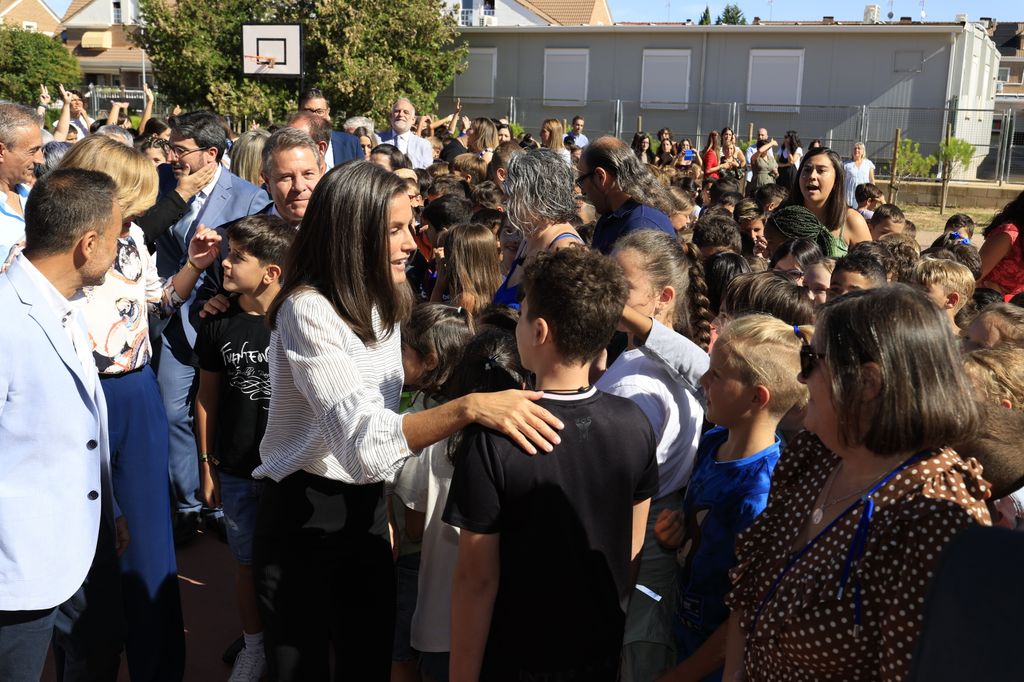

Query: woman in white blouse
[[843, 142, 876, 208], [58, 135, 222, 681], [253, 161, 562, 680]]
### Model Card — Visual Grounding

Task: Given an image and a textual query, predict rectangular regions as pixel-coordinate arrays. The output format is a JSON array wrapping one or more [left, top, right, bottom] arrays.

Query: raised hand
[[171, 104, 182, 117], [39, 84, 51, 106], [187, 225, 223, 270]]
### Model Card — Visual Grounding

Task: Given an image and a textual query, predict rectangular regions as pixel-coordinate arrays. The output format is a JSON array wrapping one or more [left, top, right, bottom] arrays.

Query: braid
[[680, 241, 714, 351]]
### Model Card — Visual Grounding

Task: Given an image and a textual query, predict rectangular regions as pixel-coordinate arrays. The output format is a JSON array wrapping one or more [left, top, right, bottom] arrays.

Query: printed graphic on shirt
[[86, 236, 149, 373], [219, 340, 271, 408]]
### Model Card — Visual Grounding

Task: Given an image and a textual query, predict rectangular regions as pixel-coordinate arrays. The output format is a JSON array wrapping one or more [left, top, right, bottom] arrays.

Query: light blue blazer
[[0, 256, 116, 610]]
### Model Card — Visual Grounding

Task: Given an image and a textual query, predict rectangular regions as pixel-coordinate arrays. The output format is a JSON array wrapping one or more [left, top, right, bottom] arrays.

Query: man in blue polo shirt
[[577, 136, 675, 254], [0, 103, 42, 261]]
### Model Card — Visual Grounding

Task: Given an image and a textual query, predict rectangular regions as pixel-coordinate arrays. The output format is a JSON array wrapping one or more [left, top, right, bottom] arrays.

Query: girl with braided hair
[[595, 229, 712, 681], [784, 147, 871, 257]]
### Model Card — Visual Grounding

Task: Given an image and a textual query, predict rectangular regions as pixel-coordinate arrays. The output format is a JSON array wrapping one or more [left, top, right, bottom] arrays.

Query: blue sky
[[46, 0, 1017, 24], [609, 0, 1018, 23]]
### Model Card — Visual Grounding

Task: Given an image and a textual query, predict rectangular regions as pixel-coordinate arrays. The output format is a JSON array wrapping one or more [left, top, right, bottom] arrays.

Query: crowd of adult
[[1, 84, 1023, 682]]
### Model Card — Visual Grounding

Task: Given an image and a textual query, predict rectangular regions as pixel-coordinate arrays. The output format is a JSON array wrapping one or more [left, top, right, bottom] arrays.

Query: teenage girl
[[391, 304, 473, 682], [596, 229, 712, 681], [786, 148, 871, 257], [395, 325, 528, 682]]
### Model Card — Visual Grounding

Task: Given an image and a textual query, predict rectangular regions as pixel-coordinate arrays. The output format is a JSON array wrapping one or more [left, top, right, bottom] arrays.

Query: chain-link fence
[[436, 95, 1021, 184]]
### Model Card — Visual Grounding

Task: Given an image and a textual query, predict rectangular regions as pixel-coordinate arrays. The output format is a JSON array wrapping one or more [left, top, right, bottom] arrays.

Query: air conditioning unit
[[863, 4, 881, 23], [480, 14, 497, 26]]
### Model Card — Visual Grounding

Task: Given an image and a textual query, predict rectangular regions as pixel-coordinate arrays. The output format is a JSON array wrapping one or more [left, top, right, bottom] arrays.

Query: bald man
[[378, 98, 433, 169]]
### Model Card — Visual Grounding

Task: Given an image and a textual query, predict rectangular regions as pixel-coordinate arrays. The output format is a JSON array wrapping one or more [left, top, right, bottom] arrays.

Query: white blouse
[[254, 289, 413, 484]]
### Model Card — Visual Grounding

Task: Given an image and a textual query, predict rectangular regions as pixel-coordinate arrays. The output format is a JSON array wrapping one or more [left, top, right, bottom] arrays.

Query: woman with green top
[[784, 148, 870, 257]]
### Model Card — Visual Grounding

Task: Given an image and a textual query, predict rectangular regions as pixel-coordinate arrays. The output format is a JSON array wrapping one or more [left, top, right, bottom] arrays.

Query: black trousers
[[252, 471, 396, 681]]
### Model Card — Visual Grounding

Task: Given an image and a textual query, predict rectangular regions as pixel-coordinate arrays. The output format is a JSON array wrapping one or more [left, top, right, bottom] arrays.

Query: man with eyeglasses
[[297, 88, 362, 169], [577, 136, 675, 255], [379, 97, 433, 170], [151, 111, 271, 545]]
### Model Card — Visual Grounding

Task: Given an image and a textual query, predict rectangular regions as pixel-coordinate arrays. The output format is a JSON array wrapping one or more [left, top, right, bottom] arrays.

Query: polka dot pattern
[[726, 431, 992, 681]]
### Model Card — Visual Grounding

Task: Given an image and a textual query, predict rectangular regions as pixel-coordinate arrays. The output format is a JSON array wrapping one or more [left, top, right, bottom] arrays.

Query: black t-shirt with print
[[443, 389, 659, 680], [195, 301, 271, 478]]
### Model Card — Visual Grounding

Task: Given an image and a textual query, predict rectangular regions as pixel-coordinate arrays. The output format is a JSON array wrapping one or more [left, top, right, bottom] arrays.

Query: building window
[[997, 67, 1010, 83], [112, 1, 122, 23], [746, 49, 804, 113], [893, 50, 924, 73], [543, 48, 589, 107], [640, 49, 691, 110], [453, 47, 497, 103], [21, 21, 38, 31]]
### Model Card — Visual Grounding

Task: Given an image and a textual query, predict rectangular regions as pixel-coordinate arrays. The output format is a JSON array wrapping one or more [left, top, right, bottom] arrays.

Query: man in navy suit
[[154, 111, 272, 542], [298, 88, 362, 169], [0, 169, 127, 680], [379, 97, 434, 169]]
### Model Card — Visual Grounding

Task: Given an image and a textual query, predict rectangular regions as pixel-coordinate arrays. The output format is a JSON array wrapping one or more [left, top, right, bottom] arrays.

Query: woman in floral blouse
[[724, 284, 991, 682]]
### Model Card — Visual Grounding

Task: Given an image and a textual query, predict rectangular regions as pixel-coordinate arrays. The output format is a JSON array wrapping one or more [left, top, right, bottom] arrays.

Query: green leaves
[[893, 137, 936, 180], [0, 27, 81, 106], [134, 0, 465, 127], [715, 4, 747, 25], [937, 137, 975, 173]]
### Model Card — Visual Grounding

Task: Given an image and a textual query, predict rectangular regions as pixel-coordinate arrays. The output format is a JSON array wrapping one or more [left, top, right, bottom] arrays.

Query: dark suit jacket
[[331, 130, 363, 166], [908, 525, 1023, 681], [151, 163, 272, 356]]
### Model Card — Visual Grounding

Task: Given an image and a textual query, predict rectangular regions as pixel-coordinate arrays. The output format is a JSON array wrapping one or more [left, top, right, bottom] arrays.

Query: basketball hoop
[[245, 54, 277, 69]]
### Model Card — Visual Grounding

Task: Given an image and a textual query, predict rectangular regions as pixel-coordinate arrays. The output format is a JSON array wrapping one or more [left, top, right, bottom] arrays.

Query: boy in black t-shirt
[[444, 248, 659, 682], [194, 215, 293, 682]]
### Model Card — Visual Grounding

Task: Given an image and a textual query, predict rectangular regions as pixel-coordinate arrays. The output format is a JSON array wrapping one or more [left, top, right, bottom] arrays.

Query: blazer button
[[88, 490, 99, 500], [87, 439, 98, 450]]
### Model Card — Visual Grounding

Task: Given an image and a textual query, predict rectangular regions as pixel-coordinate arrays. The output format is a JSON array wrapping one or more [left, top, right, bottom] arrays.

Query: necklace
[[811, 462, 889, 525]]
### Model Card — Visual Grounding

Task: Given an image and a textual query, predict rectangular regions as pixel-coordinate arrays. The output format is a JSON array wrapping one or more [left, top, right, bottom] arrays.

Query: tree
[[715, 4, 747, 25], [698, 5, 712, 25], [889, 137, 935, 205], [936, 137, 975, 214], [134, 0, 466, 127], [0, 26, 81, 106]]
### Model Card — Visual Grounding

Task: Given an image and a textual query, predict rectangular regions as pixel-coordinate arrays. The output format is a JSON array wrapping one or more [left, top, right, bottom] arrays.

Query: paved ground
[[43, 528, 239, 681]]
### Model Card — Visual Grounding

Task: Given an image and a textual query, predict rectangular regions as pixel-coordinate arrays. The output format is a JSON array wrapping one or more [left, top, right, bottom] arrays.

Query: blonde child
[[911, 258, 976, 333], [655, 315, 812, 682], [963, 302, 1024, 350]]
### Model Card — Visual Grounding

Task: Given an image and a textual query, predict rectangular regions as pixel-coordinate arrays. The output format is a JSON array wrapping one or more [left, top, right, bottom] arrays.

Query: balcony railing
[[459, 7, 496, 26]]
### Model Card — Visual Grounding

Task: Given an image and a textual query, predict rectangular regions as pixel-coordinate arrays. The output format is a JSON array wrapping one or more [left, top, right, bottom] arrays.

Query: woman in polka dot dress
[[723, 284, 992, 681]]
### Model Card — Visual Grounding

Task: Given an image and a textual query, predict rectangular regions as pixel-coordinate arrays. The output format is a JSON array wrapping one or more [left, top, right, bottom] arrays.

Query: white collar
[[18, 253, 73, 320]]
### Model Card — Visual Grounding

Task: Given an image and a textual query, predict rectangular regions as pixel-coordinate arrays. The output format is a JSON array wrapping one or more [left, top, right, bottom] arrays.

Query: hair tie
[[950, 231, 970, 245], [793, 324, 801, 339], [455, 306, 463, 316]]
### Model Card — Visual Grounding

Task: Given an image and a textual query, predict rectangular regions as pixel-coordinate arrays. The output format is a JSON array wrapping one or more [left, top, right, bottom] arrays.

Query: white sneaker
[[228, 645, 267, 682]]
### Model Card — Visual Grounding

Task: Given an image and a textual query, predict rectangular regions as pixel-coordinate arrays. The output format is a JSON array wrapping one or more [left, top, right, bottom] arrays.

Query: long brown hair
[[268, 162, 412, 343], [445, 222, 503, 317], [787, 147, 848, 231]]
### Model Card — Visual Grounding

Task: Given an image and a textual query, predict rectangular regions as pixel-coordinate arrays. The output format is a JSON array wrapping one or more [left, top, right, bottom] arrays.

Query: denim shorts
[[217, 469, 264, 565]]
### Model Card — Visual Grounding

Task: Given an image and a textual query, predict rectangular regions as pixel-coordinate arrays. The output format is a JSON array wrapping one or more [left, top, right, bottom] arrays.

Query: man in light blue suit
[[379, 97, 435, 170], [152, 111, 272, 543], [0, 169, 129, 680]]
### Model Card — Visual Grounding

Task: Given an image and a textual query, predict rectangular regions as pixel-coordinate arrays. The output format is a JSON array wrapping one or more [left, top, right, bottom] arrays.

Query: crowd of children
[[180, 120, 1024, 681]]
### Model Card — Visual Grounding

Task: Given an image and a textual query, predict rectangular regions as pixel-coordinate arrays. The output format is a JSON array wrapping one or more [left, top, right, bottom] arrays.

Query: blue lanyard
[[750, 450, 928, 638]]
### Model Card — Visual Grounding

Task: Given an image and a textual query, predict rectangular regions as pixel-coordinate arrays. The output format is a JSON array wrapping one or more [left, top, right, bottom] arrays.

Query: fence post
[[940, 122, 951, 214], [614, 100, 622, 139], [508, 96, 515, 125], [860, 105, 869, 145], [889, 127, 901, 204]]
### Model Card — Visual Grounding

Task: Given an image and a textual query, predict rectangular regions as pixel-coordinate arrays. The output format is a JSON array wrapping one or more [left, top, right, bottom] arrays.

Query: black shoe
[[222, 634, 245, 666], [173, 511, 200, 546], [204, 513, 229, 544]]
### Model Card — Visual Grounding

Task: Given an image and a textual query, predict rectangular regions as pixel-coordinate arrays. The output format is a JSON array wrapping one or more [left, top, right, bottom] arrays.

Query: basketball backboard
[[241, 23, 303, 78]]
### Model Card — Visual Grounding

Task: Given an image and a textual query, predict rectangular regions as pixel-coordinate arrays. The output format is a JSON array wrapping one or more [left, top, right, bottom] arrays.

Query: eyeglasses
[[575, 171, 595, 188], [302, 107, 329, 116], [167, 145, 208, 158], [799, 345, 826, 378]]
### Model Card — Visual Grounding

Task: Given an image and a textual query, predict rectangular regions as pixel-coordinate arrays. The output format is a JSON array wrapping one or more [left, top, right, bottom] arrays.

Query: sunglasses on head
[[800, 345, 826, 378]]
